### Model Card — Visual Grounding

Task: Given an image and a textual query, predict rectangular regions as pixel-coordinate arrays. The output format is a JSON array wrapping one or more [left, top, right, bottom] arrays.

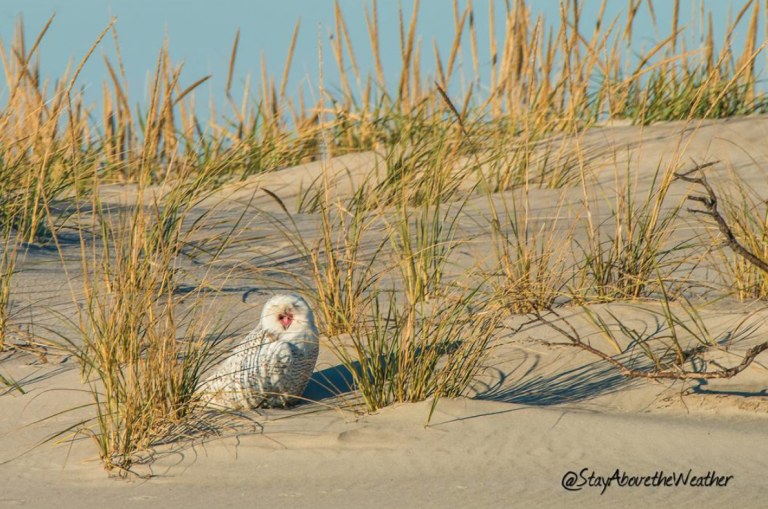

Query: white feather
[[201, 294, 319, 409]]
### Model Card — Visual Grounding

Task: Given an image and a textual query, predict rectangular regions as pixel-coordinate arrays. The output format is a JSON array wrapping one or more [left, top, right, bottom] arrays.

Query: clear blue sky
[[0, 1, 757, 119]]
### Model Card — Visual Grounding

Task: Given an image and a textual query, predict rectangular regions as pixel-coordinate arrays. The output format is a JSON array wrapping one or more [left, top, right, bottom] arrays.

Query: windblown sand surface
[[3, 117, 768, 508]]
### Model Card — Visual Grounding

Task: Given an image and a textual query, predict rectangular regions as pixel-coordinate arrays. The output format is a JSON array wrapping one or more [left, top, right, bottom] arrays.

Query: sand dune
[[3, 117, 768, 508]]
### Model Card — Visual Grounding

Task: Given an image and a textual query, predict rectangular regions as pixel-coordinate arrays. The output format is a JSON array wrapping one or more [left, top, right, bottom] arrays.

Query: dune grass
[[387, 193, 464, 305], [0, 0, 765, 196], [543, 286, 761, 380], [485, 184, 570, 314], [0, 218, 19, 351], [261, 182, 387, 337], [711, 178, 768, 301], [326, 282, 499, 417], [569, 160, 690, 302], [2, 0, 768, 473], [32, 153, 237, 473], [56, 191, 229, 474]]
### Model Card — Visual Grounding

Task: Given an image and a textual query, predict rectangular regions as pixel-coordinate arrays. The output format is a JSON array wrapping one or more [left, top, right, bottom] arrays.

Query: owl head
[[260, 294, 316, 335]]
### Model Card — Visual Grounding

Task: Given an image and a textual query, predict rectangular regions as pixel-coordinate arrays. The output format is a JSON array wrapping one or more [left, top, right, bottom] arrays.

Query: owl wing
[[202, 326, 273, 407], [238, 325, 274, 350]]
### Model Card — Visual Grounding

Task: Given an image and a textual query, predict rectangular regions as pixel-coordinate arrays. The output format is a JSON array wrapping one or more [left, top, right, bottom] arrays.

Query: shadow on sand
[[303, 362, 357, 402], [475, 359, 639, 406]]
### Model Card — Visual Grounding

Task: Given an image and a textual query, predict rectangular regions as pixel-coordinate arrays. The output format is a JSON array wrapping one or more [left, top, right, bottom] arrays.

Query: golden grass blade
[[64, 18, 115, 98], [468, 0, 479, 79], [445, 6, 468, 86], [226, 28, 240, 98], [364, 0, 385, 89], [173, 74, 211, 107], [278, 19, 300, 108]]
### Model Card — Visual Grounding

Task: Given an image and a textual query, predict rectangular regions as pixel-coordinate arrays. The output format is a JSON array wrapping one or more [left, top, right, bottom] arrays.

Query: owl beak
[[278, 312, 293, 329]]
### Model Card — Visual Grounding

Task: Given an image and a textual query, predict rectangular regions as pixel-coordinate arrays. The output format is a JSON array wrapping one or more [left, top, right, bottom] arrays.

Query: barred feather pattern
[[203, 326, 319, 409], [201, 295, 319, 410]]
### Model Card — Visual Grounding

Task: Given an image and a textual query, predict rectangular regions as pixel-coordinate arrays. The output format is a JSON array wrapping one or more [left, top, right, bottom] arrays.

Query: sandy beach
[[2, 116, 768, 508]]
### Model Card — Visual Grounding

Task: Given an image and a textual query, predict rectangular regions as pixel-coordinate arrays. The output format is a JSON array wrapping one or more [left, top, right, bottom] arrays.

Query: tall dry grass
[[486, 185, 571, 314], [57, 193, 227, 473], [569, 161, 689, 302], [326, 283, 499, 420], [2, 0, 768, 472], [38, 148, 235, 473], [0, 215, 20, 350], [0, 0, 765, 218], [262, 184, 387, 337], [387, 193, 464, 305], [705, 176, 768, 301], [561, 289, 759, 379]]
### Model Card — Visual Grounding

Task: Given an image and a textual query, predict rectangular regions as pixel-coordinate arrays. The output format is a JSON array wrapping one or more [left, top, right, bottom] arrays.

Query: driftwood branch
[[533, 161, 768, 381], [674, 161, 768, 274], [535, 309, 768, 380]]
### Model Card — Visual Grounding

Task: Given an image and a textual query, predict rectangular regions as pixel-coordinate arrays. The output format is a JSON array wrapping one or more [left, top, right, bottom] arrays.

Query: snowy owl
[[201, 294, 319, 410]]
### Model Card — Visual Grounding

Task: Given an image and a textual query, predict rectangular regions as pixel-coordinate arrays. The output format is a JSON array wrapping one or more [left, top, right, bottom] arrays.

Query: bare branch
[[534, 309, 768, 380], [674, 161, 768, 274]]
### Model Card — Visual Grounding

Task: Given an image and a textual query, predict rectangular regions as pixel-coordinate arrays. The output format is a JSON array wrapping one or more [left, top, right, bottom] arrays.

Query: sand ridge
[[3, 118, 768, 508]]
